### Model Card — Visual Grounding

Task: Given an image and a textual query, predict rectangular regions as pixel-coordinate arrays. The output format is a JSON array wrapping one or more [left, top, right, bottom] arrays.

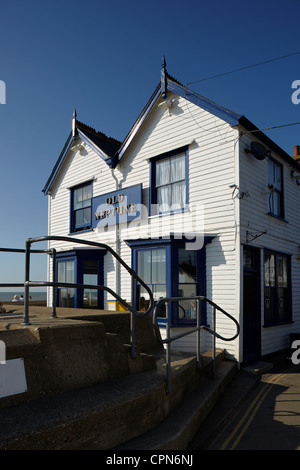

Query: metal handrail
[[0, 236, 154, 358], [153, 296, 240, 393], [0, 240, 240, 393]]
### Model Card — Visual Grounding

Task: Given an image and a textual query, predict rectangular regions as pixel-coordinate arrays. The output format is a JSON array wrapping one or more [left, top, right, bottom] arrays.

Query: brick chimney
[[293, 145, 300, 162]]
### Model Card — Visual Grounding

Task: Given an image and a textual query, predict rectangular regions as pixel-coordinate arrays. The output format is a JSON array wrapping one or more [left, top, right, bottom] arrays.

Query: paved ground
[[2, 303, 300, 451], [189, 353, 300, 450], [0, 303, 126, 330]]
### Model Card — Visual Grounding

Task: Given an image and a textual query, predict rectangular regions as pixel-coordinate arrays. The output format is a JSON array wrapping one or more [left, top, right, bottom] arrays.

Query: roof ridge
[[76, 120, 121, 146]]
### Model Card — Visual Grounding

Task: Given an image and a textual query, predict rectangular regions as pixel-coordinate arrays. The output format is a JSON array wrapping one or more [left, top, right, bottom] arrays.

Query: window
[[57, 260, 75, 307], [83, 259, 98, 307], [71, 182, 92, 232], [264, 250, 291, 326], [268, 159, 284, 218], [137, 248, 166, 316], [150, 148, 188, 215], [129, 236, 208, 326], [56, 249, 106, 309]]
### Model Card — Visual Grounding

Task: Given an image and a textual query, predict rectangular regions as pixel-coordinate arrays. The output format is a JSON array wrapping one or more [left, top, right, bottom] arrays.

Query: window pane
[[178, 284, 197, 319], [65, 261, 75, 283], [264, 255, 270, 287], [73, 184, 91, 210], [82, 184, 92, 205], [83, 290, 98, 307], [172, 181, 186, 208], [74, 188, 83, 210], [152, 284, 166, 302], [156, 158, 170, 186], [58, 262, 65, 283], [152, 249, 166, 283], [139, 285, 150, 310], [59, 288, 74, 308], [278, 257, 283, 287], [170, 154, 185, 182], [57, 260, 74, 283], [138, 250, 151, 284], [83, 259, 98, 275], [83, 207, 91, 224], [274, 164, 282, 190], [283, 257, 288, 288], [75, 209, 84, 226], [157, 185, 171, 208], [270, 254, 275, 287], [264, 286, 274, 323], [179, 249, 197, 283]]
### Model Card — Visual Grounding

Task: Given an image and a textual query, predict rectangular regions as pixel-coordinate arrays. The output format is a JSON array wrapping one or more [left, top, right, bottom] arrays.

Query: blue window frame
[[150, 146, 189, 216], [268, 158, 284, 219], [56, 255, 76, 308], [56, 249, 106, 309], [70, 181, 92, 233], [128, 236, 210, 327]]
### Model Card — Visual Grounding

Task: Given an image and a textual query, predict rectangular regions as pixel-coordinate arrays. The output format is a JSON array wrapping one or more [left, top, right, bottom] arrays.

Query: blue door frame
[[56, 249, 107, 309]]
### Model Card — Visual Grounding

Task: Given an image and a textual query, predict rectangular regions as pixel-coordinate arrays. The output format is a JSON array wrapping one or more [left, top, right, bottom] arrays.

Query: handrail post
[[196, 298, 201, 368], [166, 300, 171, 393], [51, 249, 57, 318], [212, 305, 216, 378], [23, 239, 31, 325], [130, 276, 136, 358]]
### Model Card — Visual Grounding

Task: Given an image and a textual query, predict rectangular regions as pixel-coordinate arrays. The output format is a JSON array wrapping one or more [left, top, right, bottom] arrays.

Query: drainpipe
[[111, 169, 121, 298]]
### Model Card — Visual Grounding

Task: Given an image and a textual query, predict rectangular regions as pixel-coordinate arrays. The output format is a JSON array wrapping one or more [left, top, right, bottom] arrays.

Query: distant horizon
[[0, 290, 47, 302]]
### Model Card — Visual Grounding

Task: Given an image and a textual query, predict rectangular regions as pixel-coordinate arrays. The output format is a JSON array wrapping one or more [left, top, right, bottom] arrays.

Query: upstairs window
[[150, 147, 188, 215], [268, 159, 284, 218], [71, 182, 92, 232]]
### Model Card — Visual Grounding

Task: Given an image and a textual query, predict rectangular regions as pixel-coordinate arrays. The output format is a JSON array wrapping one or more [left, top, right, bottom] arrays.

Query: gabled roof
[[42, 117, 121, 194], [116, 68, 241, 162], [43, 59, 299, 195]]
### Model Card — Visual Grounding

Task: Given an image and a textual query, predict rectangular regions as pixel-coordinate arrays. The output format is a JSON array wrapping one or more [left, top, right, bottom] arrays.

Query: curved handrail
[[153, 295, 240, 342], [26, 281, 135, 313], [25, 235, 154, 316], [153, 295, 240, 392]]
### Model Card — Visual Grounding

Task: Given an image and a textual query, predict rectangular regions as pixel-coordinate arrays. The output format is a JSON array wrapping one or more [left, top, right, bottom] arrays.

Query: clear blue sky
[[1, 0, 300, 289]]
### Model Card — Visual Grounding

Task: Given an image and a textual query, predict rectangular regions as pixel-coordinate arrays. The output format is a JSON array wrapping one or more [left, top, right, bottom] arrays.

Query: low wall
[[0, 314, 161, 409]]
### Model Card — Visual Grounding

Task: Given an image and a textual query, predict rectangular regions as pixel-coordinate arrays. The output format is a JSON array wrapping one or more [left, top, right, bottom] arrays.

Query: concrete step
[[113, 360, 237, 450], [0, 350, 231, 450]]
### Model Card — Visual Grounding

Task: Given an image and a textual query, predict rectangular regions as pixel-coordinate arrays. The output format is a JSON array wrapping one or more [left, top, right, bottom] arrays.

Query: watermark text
[[0, 80, 6, 104]]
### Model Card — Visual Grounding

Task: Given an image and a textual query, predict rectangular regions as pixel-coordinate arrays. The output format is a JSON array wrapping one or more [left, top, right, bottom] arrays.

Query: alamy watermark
[[291, 80, 300, 104], [0, 340, 6, 364], [95, 200, 205, 250], [0, 80, 6, 104], [291, 340, 300, 365]]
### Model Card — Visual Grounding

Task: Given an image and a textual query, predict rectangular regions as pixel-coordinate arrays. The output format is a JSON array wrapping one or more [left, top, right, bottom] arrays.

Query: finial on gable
[[72, 108, 77, 137], [161, 56, 167, 99]]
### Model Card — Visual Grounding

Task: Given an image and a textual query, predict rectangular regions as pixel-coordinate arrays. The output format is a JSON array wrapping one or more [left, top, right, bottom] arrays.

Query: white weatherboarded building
[[43, 61, 300, 365]]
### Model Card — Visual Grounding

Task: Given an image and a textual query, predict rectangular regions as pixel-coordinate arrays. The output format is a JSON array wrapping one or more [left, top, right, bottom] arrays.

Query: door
[[243, 246, 261, 364], [83, 259, 98, 308]]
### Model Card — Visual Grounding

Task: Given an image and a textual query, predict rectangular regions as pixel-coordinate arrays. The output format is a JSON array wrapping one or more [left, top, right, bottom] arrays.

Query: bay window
[[128, 236, 210, 326]]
